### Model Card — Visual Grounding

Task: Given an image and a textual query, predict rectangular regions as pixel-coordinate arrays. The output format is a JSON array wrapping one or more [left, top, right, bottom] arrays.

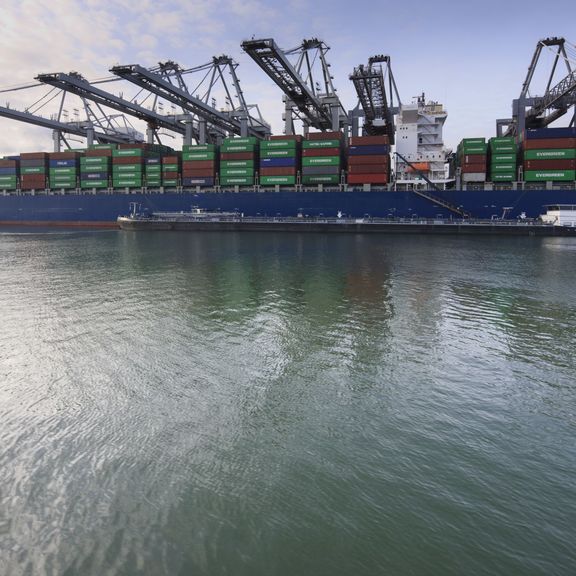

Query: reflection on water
[[0, 231, 575, 575]]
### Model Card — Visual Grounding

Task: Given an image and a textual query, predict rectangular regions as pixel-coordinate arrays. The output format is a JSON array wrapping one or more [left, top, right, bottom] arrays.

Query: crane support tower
[[497, 37, 576, 138], [349, 55, 401, 142], [241, 37, 349, 135]]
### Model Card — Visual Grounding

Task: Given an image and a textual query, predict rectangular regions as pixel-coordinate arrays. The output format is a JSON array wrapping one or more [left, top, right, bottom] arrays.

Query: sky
[[0, 0, 575, 155]]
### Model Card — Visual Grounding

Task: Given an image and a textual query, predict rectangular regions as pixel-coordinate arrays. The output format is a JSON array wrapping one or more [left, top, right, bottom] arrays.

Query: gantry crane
[[497, 37, 576, 138], [349, 55, 401, 142], [241, 37, 348, 134], [110, 57, 270, 140]]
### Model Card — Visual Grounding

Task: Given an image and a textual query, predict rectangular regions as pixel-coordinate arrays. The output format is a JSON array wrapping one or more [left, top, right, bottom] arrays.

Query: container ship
[[0, 37, 574, 226]]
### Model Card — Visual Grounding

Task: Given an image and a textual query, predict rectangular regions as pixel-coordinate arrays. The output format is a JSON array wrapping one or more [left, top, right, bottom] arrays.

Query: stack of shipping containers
[[162, 153, 181, 187], [182, 144, 218, 187], [145, 157, 162, 187], [220, 137, 258, 186], [49, 151, 80, 189], [0, 157, 19, 190], [302, 131, 343, 185], [112, 145, 145, 188], [259, 135, 301, 186], [458, 138, 487, 183], [488, 137, 517, 182], [81, 144, 112, 189], [20, 152, 48, 190], [347, 135, 390, 185], [523, 127, 576, 182]]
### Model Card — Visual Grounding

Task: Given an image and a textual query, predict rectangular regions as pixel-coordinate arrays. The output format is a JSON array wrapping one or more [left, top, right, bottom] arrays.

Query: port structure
[[497, 37, 576, 138], [35, 71, 198, 147], [241, 37, 348, 135], [110, 57, 271, 141], [0, 80, 143, 150], [349, 55, 401, 143]]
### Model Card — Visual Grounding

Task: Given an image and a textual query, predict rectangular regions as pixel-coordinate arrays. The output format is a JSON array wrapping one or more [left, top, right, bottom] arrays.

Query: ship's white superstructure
[[394, 93, 450, 185]]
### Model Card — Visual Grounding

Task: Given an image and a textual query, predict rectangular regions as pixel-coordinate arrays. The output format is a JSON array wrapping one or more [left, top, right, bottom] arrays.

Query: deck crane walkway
[[497, 37, 576, 137], [35, 72, 198, 145], [241, 37, 348, 134], [349, 55, 401, 142], [110, 58, 270, 141], [394, 152, 471, 218]]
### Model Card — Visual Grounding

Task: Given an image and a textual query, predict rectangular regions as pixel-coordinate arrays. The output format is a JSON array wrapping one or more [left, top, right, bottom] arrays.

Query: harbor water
[[0, 229, 575, 575]]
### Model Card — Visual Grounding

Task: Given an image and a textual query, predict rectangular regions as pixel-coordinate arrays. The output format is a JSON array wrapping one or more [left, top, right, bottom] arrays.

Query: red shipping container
[[348, 164, 390, 174], [182, 168, 216, 177], [49, 152, 81, 160], [523, 159, 576, 170], [162, 155, 180, 164], [20, 152, 48, 160], [349, 135, 389, 146], [462, 154, 486, 164], [118, 143, 147, 150], [523, 138, 576, 150], [86, 149, 113, 157], [347, 154, 390, 166], [461, 164, 487, 173], [259, 167, 297, 176], [347, 173, 388, 184], [307, 131, 343, 141], [182, 160, 215, 170], [162, 171, 179, 179], [269, 134, 303, 142], [302, 147, 340, 157], [220, 152, 255, 160], [0, 160, 18, 168]]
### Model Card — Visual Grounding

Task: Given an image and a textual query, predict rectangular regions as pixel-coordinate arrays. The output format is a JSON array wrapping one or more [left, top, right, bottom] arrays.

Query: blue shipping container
[[348, 145, 390, 155], [81, 172, 109, 180], [182, 177, 215, 187], [0, 167, 18, 175], [49, 159, 78, 168], [525, 127, 576, 140], [260, 158, 297, 167]]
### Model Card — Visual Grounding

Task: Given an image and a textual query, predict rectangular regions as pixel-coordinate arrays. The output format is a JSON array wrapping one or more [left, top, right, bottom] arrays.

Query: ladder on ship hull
[[394, 152, 471, 219]]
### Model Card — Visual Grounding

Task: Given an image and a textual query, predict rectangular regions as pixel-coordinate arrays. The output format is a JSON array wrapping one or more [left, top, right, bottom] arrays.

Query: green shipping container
[[491, 172, 515, 181], [80, 181, 108, 188], [223, 137, 258, 146], [50, 167, 77, 176], [162, 164, 179, 171], [113, 165, 143, 173], [221, 160, 254, 168], [89, 144, 117, 150], [220, 176, 254, 186], [490, 137, 515, 145], [491, 154, 517, 163], [0, 177, 17, 188], [260, 149, 296, 158], [113, 180, 143, 187], [182, 144, 216, 152], [220, 167, 254, 177], [146, 179, 162, 186], [182, 151, 216, 161], [21, 166, 46, 175], [81, 157, 110, 167], [524, 170, 576, 181], [220, 143, 257, 153], [49, 180, 76, 188], [461, 138, 486, 145], [302, 156, 340, 167], [459, 145, 488, 154], [162, 179, 179, 186], [303, 139, 341, 149], [260, 175, 297, 185], [302, 174, 340, 185], [490, 144, 516, 153], [112, 148, 144, 157], [260, 139, 297, 150], [490, 163, 516, 172], [145, 166, 162, 173], [524, 149, 576, 160]]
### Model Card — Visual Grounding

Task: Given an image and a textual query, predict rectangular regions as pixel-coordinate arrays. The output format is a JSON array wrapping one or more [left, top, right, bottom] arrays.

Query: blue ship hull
[[0, 187, 575, 225]]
